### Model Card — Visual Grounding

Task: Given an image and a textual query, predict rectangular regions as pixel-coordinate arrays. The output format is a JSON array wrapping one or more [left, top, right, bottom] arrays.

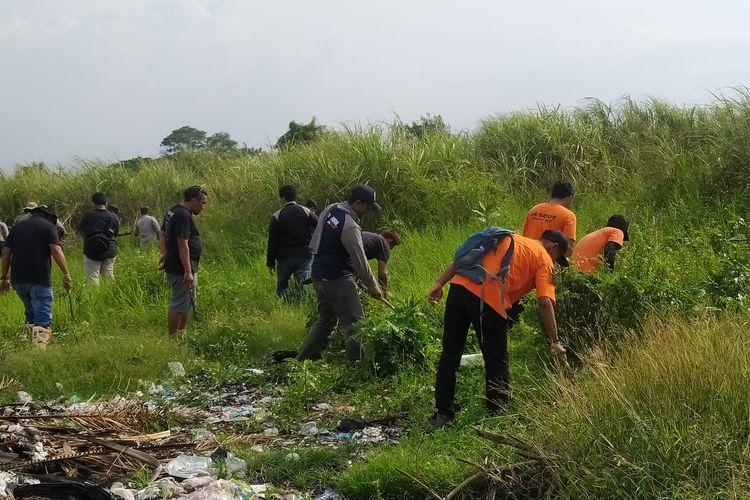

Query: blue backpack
[[453, 226, 515, 328]]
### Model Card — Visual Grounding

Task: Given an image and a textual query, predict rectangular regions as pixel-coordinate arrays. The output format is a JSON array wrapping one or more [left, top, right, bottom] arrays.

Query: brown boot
[[31, 326, 52, 349]]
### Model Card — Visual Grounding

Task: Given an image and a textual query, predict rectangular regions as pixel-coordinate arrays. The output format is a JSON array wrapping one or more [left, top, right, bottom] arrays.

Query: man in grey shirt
[[135, 206, 161, 249]]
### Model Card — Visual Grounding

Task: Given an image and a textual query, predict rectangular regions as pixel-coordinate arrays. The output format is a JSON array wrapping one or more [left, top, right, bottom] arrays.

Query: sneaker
[[31, 326, 52, 349], [430, 411, 454, 430]]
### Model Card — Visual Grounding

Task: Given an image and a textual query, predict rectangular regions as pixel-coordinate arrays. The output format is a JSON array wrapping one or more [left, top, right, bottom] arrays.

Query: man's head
[[304, 199, 318, 214], [183, 185, 208, 215], [92, 192, 107, 207], [30, 205, 58, 225], [23, 201, 38, 213], [348, 184, 382, 218], [540, 230, 571, 268], [381, 229, 401, 249], [606, 214, 630, 241], [550, 181, 574, 208], [140, 206, 150, 216], [279, 185, 297, 203]]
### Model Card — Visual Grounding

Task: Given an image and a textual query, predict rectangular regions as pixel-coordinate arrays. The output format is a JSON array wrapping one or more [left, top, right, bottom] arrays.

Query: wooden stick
[[445, 472, 484, 500]]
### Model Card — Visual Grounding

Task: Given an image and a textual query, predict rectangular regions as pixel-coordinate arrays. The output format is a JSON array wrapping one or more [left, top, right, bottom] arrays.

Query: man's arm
[[50, 244, 73, 291], [178, 238, 194, 289], [266, 216, 279, 273], [341, 220, 381, 298], [0, 247, 11, 294], [537, 297, 567, 363], [158, 231, 167, 268], [427, 263, 456, 305], [603, 242, 621, 272]]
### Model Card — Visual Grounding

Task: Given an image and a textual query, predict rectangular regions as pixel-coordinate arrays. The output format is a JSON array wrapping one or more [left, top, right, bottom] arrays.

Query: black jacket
[[266, 202, 318, 266]]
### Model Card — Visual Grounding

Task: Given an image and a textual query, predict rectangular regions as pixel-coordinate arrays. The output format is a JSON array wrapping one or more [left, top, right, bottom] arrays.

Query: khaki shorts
[[167, 273, 197, 313]]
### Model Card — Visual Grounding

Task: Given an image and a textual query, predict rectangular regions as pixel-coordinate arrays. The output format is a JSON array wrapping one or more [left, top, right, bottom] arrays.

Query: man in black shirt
[[266, 185, 318, 300], [1, 205, 73, 348], [77, 192, 120, 284], [361, 229, 401, 290], [159, 185, 207, 338]]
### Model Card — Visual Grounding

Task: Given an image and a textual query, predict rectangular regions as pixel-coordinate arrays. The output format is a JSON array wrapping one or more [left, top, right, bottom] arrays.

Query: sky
[[1, 0, 749, 170]]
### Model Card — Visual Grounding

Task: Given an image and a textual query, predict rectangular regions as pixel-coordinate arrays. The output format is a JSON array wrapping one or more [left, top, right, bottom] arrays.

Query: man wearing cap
[[522, 181, 577, 247], [1, 205, 73, 348], [296, 185, 384, 363], [135, 206, 161, 249], [77, 192, 120, 284], [17, 202, 67, 240], [427, 229, 571, 429], [362, 229, 401, 290], [572, 215, 630, 272], [266, 185, 318, 300]]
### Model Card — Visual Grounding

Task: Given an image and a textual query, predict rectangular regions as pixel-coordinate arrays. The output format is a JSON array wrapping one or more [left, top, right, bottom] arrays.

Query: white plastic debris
[[110, 483, 136, 500], [224, 451, 247, 478], [168, 361, 186, 377], [181, 475, 215, 492], [165, 454, 214, 479], [312, 403, 333, 412], [300, 421, 318, 436], [263, 427, 279, 437], [285, 452, 300, 462], [137, 477, 184, 499], [460, 353, 483, 366], [17, 391, 33, 404]]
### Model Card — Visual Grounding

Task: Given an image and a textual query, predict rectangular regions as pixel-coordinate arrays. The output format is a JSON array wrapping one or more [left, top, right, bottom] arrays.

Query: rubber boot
[[31, 326, 52, 349]]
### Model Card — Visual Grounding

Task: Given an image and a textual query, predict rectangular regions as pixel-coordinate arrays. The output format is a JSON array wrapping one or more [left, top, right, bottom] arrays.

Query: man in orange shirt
[[522, 181, 577, 246], [572, 215, 629, 272], [427, 230, 571, 429]]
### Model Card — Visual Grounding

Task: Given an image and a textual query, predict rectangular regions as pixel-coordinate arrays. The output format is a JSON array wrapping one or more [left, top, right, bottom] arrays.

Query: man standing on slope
[[572, 215, 630, 273], [522, 181, 577, 249], [427, 230, 571, 429], [160, 186, 208, 338], [77, 192, 120, 284], [135, 206, 161, 249], [296, 185, 384, 363], [1, 205, 73, 348], [266, 185, 318, 300]]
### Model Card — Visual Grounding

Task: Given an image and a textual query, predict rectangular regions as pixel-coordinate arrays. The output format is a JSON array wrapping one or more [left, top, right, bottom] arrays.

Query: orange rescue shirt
[[451, 234, 556, 317], [572, 227, 625, 272], [522, 202, 577, 242]]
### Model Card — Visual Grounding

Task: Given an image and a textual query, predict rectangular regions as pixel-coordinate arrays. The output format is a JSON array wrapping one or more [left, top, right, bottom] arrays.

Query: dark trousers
[[435, 284, 511, 414], [296, 276, 364, 362]]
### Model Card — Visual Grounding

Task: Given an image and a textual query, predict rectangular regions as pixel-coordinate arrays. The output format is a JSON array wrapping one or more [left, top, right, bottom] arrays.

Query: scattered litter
[[165, 454, 214, 479], [460, 353, 483, 366], [137, 477, 184, 499], [168, 361, 186, 377], [300, 421, 318, 436], [246, 368, 265, 375], [285, 452, 300, 462], [312, 403, 333, 412], [16, 392, 32, 404], [314, 489, 345, 500], [264, 427, 279, 437], [181, 475, 215, 492]]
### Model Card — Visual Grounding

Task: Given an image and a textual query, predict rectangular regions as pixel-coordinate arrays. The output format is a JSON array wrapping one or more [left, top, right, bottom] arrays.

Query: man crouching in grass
[[427, 230, 571, 429], [159, 186, 208, 338]]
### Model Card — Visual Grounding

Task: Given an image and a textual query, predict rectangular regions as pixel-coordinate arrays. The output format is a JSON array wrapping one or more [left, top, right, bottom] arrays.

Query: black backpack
[[86, 232, 111, 256]]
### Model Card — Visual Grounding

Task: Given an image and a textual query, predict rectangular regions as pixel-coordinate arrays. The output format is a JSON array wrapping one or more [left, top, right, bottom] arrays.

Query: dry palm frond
[[0, 377, 22, 391]]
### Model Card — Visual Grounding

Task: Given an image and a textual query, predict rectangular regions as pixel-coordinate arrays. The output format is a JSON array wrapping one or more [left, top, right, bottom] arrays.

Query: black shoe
[[430, 411, 454, 430]]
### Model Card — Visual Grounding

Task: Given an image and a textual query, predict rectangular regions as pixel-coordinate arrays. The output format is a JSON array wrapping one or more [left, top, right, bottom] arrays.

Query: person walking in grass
[[427, 229, 571, 429], [266, 185, 319, 300], [572, 215, 630, 272], [0, 205, 72, 348], [77, 192, 120, 284], [0, 219, 8, 252], [134, 206, 161, 249], [159, 186, 207, 338], [362, 229, 401, 290], [17, 201, 67, 241], [522, 181, 577, 249], [296, 185, 384, 363]]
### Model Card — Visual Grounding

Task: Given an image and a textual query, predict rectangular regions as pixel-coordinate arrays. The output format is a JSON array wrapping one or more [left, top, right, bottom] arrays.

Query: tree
[[206, 132, 238, 153], [275, 117, 326, 149], [160, 126, 208, 155], [404, 114, 449, 140]]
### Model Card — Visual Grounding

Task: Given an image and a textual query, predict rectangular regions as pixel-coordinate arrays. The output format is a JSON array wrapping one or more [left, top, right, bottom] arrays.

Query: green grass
[[3, 93, 750, 498]]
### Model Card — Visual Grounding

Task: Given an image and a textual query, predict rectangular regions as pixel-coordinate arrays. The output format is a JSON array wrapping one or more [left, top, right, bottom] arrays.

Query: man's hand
[[369, 286, 383, 300], [550, 341, 568, 366], [158, 255, 165, 270], [63, 274, 73, 292], [427, 283, 444, 306], [183, 271, 194, 290], [0, 278, 9, 294], [267, 265, 275, 275]]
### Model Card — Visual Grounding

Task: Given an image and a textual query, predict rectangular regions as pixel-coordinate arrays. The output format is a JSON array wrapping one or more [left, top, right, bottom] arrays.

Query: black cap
[[606, 214, 630, 241], [540, 230, 571, 267], [31, 205, 58, 224], [350, 185, 382, 212]]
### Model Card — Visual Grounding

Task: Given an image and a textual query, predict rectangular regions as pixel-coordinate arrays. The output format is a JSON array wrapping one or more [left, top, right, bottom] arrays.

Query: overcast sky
[[1, 0, 749, 170]]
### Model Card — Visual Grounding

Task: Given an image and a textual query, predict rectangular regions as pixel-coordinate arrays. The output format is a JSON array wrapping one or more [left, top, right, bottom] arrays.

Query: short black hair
[[551, 181, 574, 199], [279, 185, 297, 201], [92, 192, 107, 205], [140, 207, 149, 215], [304, 199, 317, 210], [183, 185, 208, 202]]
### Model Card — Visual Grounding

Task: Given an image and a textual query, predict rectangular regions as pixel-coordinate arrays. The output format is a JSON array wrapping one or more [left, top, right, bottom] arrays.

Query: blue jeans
[[276, 257, 312, 300], [13, 283, 53, 327]]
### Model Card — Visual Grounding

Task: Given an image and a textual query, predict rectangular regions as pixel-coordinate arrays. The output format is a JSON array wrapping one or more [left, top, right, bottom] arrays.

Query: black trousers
[[435, 284, 511, 414]]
